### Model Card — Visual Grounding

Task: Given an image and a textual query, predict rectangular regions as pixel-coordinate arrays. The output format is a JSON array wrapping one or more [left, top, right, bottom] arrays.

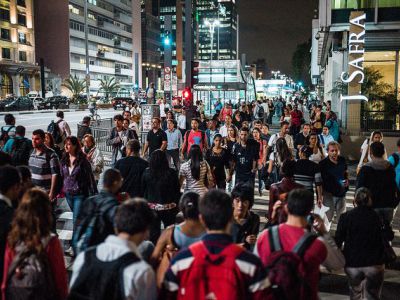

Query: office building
[[0, 0, 39, 97]]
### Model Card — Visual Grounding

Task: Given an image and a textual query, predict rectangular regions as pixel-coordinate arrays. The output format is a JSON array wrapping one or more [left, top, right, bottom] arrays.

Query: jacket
[[106, 127, 136, 165], [84, 146, 104, 181]]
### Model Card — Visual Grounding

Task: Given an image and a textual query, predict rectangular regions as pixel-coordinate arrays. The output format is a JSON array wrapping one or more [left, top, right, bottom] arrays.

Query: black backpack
[[6, 241, 58, 300], [265, 226, 317, 300], [68, 248, 139, 300], [10, 138, 32, 166], [258, 105, 265, 119], [47, 120, 63, 144], [0, 126, 15, 146]]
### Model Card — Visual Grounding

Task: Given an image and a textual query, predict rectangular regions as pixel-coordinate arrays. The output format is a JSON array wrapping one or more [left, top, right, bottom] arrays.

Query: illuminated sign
[[340, 11, 368, 102]]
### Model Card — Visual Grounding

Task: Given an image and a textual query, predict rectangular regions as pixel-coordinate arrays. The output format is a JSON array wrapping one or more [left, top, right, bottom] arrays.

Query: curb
[[0, 109, 86, 116]]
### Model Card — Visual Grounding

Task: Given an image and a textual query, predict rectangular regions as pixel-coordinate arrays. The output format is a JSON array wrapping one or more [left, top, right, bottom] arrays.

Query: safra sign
[[340, 11, 368, 102]]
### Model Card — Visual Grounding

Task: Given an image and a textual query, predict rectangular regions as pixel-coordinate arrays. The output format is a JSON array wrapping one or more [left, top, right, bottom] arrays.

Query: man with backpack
[[253, 100, 264, 121], [47, 111, 71, 149], [69, 198, 157, 300], [0, 114, 16, 149], [181, 118, 208, 157], [3, 126, 33, 166], [255, 189, 345, 300], [163, 189, 269, 300]]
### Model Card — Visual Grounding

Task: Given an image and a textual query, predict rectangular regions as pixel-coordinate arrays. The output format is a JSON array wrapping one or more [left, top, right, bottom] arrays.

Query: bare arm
[[160, 141, 167, 151]]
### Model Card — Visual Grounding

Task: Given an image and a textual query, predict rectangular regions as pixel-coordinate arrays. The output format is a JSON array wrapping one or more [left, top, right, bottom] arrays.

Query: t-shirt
[[255, 224, 327, 300], [179, 160, 209, 196], [231, 142, 259, 180], [294, 159, 322, 192], [319, 156, 347, 197], [388, 152, 400, 190], [184, 130, 206, 153], [146, 128, 167, 154]]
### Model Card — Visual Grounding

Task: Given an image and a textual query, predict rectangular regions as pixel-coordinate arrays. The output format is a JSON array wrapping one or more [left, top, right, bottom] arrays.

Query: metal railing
[[361, 111, 399, 132]]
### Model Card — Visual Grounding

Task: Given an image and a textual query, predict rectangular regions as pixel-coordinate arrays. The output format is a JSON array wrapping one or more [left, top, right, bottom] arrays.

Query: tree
[[99, 77, 119, 102], [291, 40, 311, 86], [62, 75, 86, 103]]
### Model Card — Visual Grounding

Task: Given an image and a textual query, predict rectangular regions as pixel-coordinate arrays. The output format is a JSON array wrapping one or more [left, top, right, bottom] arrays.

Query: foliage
[[62, 75, 86, 104], [99, 77, 119, 101], [328, 67, 399, 112], [291, 40, 311, 86]]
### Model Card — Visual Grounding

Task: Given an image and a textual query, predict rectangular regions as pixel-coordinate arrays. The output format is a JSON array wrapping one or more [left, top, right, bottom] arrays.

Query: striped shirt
[[179, 160, 210, 196], [29, 146, 60, 191], [293, 159, 322, 192]]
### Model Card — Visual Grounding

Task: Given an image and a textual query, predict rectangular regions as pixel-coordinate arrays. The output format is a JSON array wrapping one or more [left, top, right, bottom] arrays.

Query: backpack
[[72, 195, 118, 255], [47, 120, 63, 144], [177, 241, 246, 300], [0, 125, 15, 146], [391, 152, 400, 169], [10, 138, 32, 166], [68, 247, 139, 300], [258, 105, 265, 119], [265, 226, 317, 300], [6, 239, 58, 300]]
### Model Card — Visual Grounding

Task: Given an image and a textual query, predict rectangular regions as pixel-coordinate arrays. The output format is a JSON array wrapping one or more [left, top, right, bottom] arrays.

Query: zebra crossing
[[57, 182, 400, 298]]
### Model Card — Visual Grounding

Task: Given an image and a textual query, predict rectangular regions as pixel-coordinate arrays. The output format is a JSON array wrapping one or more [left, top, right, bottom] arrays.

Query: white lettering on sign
[[340, 12, 368, 102]]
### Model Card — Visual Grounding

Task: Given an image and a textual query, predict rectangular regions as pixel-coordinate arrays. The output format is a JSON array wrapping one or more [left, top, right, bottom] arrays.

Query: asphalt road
[[0, 108, 121, 137]]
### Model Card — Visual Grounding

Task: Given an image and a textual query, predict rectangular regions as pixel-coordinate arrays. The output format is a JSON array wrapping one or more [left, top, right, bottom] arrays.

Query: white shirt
[[219, 124, 230, 138], [70, 235, 157, 300], [177, 114, 186, 130], [56, 118, 71, 137]]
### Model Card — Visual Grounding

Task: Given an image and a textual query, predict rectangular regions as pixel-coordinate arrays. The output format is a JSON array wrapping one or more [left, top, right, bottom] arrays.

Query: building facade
[[0, 0, 39, 97], [196, 0, 238, 61], [311, 0, 400, 134]]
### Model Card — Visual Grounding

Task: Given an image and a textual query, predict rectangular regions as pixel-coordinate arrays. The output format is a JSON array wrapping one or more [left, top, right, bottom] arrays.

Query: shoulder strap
[[268, 225, 282, 253], [292, 232, 317, 258]]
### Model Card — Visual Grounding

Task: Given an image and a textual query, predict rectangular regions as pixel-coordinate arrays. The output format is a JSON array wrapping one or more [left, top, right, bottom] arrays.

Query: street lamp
[[271, 70, 281, 79], [258, 72, 263, 79]]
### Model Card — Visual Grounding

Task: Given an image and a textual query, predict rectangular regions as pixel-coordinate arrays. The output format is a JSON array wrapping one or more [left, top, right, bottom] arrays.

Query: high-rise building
[[196, 0, 238, 60], [35, 0, 142, 94], [0, 0, 39, 97]]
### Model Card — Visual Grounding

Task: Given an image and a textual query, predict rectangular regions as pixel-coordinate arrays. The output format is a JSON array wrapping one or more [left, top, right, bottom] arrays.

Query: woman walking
[[267, 137, 292, 184], [205, 134, 230, 190], [308, 133, 326, 163]]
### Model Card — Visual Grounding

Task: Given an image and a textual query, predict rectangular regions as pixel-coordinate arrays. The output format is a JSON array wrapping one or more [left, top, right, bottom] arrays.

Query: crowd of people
[[0, 95, 398, 300]]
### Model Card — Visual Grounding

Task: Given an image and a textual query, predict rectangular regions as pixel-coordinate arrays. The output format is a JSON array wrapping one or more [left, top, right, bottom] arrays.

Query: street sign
[[164, 67, 171, 91], [164, 67, 171, 74]]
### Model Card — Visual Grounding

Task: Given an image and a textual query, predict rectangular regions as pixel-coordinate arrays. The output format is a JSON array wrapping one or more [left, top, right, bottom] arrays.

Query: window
[[331, 0, 375, 9], [0, 28, 10, 40], [17, 0, 26, 7], [88, 13, 96, 20], [19, 51, 27, 61], [0, 8, 10, 21], [68, 4, 81, 15], [379, 0, 400, 7], [17, 13, 26, 26], [2, 48, 11, 59], [70, 21, 84, 32], [18, 32, 27, 44], [88, 0, 97, 5]]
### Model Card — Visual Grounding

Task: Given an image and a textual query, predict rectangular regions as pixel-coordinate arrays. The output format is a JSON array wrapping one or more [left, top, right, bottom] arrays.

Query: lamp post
[[204, 19, 220, 113], [84, 0, 90, 100]]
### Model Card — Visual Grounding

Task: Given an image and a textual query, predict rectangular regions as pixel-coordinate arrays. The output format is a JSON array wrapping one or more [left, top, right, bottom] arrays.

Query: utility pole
[[84, 0, 90, 99], [164, 15, 173, 103], [185, 0, 193, 88]]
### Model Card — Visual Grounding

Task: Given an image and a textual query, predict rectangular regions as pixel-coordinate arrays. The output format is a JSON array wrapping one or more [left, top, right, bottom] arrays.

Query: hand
[[245, 235, 257, 245], [48, 192, 55, 202], [251, 168, 257, 174], [312, 214, 328, 235], [226, 175, 232, 183], [271, 200, 283, 220], [317, 198, 323, 208]]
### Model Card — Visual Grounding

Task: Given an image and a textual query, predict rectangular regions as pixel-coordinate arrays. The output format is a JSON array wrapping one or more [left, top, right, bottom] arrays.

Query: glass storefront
[[332, 0, 400, 9]]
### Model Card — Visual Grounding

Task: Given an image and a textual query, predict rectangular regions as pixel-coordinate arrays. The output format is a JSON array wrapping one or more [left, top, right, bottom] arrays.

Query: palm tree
[[62, 75, 86, 103], [99, 77, 119, 102]]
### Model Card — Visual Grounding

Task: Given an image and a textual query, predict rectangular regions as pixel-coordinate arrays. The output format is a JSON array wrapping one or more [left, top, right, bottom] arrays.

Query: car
[[111, 97, 134, 110], [0, 97, 17, 111], [43, 96, 69, 109], [3, 96, 34, 111]]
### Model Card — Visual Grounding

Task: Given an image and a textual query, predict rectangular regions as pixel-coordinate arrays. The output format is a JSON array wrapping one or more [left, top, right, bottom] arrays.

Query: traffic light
[[182, 87, 192, 107], [163, 30, 171, 46], [191, 60, 200, 86]]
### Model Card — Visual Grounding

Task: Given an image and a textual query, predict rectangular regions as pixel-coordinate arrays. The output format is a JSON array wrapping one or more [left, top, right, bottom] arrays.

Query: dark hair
[[254, 120, 262, 125], [126, 139, 140, 153], [191, 118, 200, 124], [8, 188, 52, 253], [17, 165, 31, 182], [15, 125, 25, 136], [0, 165, 20, 194], [287, 189, 314, 217], [262, 124, 269, 130], [114, 114, 124, 121], [62, 136, 85, 166], [149, 149, 169, 178], [200, 189, 232, 230], [240, 126, 249, 133], [123, 110, 132, 116], [281, 159, 296, 177], [152, 117, 161, 123], [56, 110, 64, 118], [123, 118, 130, 124], [231, 183, 254, 208], [299, 145, 311, 158], [4, 113, 15, 125], [32, 129, 45, 140], [212, 133, 223, 147], [228, 125, 238, 138], [82, 116, 91, 124], [252, 127, 261, 137], [280, 120, 289, 127], [179, 192, 200, 220], [103, 168, 122, 188], [307, 133, 324, 153], [354, 187, 372, 207], [370, 141, 385, 158], [114, 198, 155, 235], [188, 145, 203, 180], [276, 138, 292, 162], [0, 151, 11, 166]]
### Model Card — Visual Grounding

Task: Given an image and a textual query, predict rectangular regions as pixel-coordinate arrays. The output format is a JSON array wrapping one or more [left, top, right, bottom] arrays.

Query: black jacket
[[0, 197, 14, 284], [335, 206, 384, 267]]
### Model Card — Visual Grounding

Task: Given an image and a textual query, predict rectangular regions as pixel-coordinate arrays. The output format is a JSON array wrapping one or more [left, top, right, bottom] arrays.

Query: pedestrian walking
[[205, 134, 230, 190], [165, 119, 182, 170], [3, 125, 32, 166], [357, 131, 387, 174], [0, 114, 16, 149], [82, 134, 104, 183], [77, 116, 92, 141], [142, 117, 167, 158], [308, 132, 326, 163]]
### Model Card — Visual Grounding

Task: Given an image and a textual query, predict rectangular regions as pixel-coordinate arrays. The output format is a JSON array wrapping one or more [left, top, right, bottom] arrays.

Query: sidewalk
[[0, 108, 86, 116]]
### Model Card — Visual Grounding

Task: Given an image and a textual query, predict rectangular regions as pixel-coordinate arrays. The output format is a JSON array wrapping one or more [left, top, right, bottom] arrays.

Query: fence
[[361, 111, 399, 132]]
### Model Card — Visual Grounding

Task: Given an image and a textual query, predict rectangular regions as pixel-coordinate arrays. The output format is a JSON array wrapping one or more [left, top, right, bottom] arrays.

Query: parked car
[[112, 97, 134, 110], [3, 96, 34, 111], [0, 97, 17, 111], [42, 96, 69, 109]]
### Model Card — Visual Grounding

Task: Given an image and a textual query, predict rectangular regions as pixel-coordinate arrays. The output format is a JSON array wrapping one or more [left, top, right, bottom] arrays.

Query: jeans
[[166, 149, 180, 170], [236, 175, 255, 190], [65, 194, 85, 226], [323, 191, 346, 222], [345, 265, 385, 300]]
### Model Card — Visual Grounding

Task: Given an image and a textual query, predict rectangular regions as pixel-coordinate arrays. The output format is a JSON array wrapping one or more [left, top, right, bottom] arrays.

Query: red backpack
[[177, 241, 246, 300], [265, 226, 317, 300]]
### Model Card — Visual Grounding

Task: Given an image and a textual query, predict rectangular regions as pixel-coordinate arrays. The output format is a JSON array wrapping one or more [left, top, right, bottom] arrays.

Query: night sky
[[238, 0, 316, 76]]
